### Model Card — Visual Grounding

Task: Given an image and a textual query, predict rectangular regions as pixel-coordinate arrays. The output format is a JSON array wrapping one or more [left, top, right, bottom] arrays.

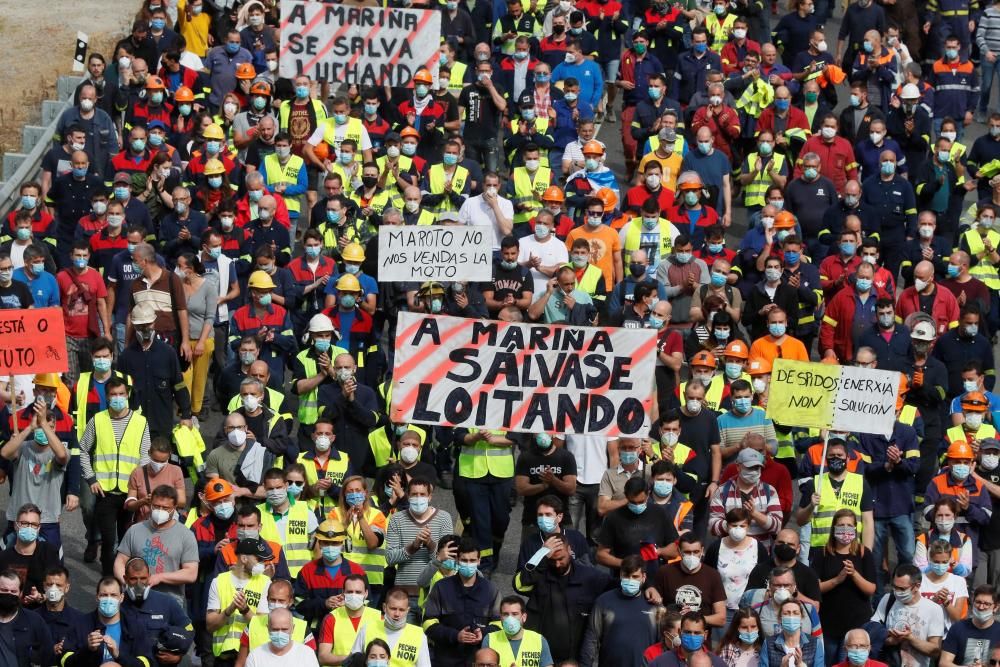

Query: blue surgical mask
[[855, 278, 872, 292], [322, 545, 342, 562], [803, 167, 818, 180], [775, 99, 790, 112], [148, 133, 163, 147], [628, 502, 647, 514], [73, 257, 88, 270], [296, 86, 310, 99], [443, 154, 459, 166], [693, 42, 708, 54], [952, 463, 971, 480], [784, 251, 800, 265], [109, 395, 128, 412], [269, 631, 290, 648], [208, 176, 223, 188], [929, 562, 949, 576], [535, 74, 550, 83], [537, 515, 557, 533], [502, 615, 522, 635], [72, 167, 88, 178], [17, 526, 38, 542], [326, 210, 342, 224], [21, 195, 37, 210], [620, 578, 641, 596], [781, 616, 801, 633], [847, 649, 870, 666], [114, 186, 130, 200], [648, 86, 662, 100], [769, 322, 786, 338], [457, 562, 478, 578], [649, 315, 665, 329], [346, 491, 366, 507], [408, 497, 429, 514], [733, 396, 752, 413], [313, 338, 331, 354], [710, 271, 727, 287], [151, 18, 166, 30], [708, 243, 724, 255], [131, 138, 146, 152], [715, 328, 730, 341], [98, 597, 120, 617], [206, 140, 221, 154], [740, 631, 759, 645], [620, 450, 639, 466], [863, 41, 873, 53], [945, 48, 959, 60], [881, 161, 896, 176], [340, 294, 357, 309], [93, 357, 112, 373], [34, 429, 48, 445], [841, 242, 856, 256], [681, 634, 705, 651], [334, 113, 348, 125], [653, 480, 673, 497]]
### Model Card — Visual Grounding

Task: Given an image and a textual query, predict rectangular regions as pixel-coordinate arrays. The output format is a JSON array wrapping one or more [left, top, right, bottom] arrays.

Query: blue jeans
[[459, 476, 513, 571], [873, 514, 915, 594], [981, 57, 999, 115]]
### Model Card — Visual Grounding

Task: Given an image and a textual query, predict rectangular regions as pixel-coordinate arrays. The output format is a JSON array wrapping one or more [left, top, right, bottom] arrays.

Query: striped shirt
[[977, 7, 1000, 55], [708, 478, 783, 546], [79, 411, 152, 484], [385, 506, 455, 586]]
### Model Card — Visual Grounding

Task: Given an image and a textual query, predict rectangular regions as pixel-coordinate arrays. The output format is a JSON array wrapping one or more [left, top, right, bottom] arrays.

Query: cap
[[690, 350, 716, 368], [946, 440, 974, 460], [384, 131, 401, 143], [131, 303, 156, 325], [961, 391, 989, 412], [419, 281, 446, 296], [235, 538, 273, 559], [911, 320, 936, 341], [113, 171, 132, 184], [518, 92, 535, 107], [736, 448, 764, 467], [204, 478, 234, 502], [155, 627, 194, 655], [247, 270, 276, 290], [438, 210, 460, 222], [774, 211, 797, 229], [980, 438, 1000, 451], [147, 120, 167, 131], [724, 341, 749, 360], [315, 519, 348, 543], [747, 357, 772, 375], [308, 313, 335, 333], [33, 373, 60, 389]]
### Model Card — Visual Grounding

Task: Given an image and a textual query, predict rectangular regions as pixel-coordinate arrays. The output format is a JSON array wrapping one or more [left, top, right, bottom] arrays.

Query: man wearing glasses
[[939, 586, 1000, 667], [0, 504, 62, 608]]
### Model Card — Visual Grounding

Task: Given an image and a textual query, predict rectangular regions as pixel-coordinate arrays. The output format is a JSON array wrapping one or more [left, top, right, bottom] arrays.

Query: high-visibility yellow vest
[[774, 424, 796, 460], [563, 263, 604, 301], [368, 425, 428, 468], [330, 506, 388, 585], [458, 430, 514, 479], [330, 606, 382, 656], [507, 118, 553, 166], [364, 621, 426, 667], [426, 164, 469, 214], [246, 613, 307, 651], [258, 500, 313, 577], [321, 117, 365, 156], [212, 571, 270, 656], [742, 152, 786, 208], [418, 570, 446, 611], [74, 371, 131, 441], [511, 166, 551, 224], [92, 410, 147, 494], [173, 424, 206, 483], [810, 472, 864, 547], [299, 450, 350, 514], [226, 388, 288, 416], [293, 347, 347, 424], [278, 99, 328, 132], [647, 135, 687, 156], [447, 61, 468, 93], [485, 627, 545, 667], [349, 188, 401, 217], [679, 376, 726, 412], [899, 405, 917, 425], [651, 441, 698, 481], [963, 229, 1000, 289], [622, 219, 675, 266], [946, 423, 997, 446], [375, 154, 415, 196], [705, 12, 737, 51], [262, 153, 306, 214]]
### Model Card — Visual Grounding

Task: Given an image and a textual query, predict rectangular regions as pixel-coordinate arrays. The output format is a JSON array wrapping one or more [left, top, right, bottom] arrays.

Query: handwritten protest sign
[[390, 313, 657, 436], [378, 226, 492, 282], [766, 359, 899, 437], [279, 0, 441, 86], [0, 308, 68, 375]]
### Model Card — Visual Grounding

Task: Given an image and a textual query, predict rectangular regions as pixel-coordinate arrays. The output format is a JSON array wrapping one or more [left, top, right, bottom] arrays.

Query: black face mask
[[0, 593, 19, 615], [773, 543, 797, 562], [553, 24, 565, 34], [629, 263, 646, 279], [826, 458, 847, 474], [362, 176, 378, 189]]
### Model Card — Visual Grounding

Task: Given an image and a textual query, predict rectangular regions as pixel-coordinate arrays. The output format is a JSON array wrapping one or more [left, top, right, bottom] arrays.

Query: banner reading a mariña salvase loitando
[[279, 0, 442, 87], [390, 313, 657, 436]]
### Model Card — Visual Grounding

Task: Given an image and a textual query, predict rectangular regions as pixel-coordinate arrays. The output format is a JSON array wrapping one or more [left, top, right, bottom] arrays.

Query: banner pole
[[817, 431, 829, 506]]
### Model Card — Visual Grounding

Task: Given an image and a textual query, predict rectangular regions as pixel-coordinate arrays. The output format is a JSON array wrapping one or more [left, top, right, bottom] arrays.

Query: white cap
[[131, 303, 156, 325]]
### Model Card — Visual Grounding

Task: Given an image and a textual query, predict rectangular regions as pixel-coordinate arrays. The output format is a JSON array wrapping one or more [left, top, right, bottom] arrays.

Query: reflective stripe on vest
[[963, 229, 1000, 289], [300, 451, 349, 514], [458, 431, 514, 478], [427, 164, 469, 213], [246, 614, 307, 650], [623, 219, 674, 267], [334, 506, 389, 585], [810, 472, 864, 546], [486, 627, 545, 667], [331, 606, 382, 656], [262, 153, 305, 213], [92, 411, 147, 493], [448, 61, 468, 92], [364, 621, 425, 667], [947, 423, 997, 445], [258, 500, 313, 577], [212, 572, 270, 656], [743, 152, 785, 208], [322, 117, 365, 155], [512, 166, 551, 224]]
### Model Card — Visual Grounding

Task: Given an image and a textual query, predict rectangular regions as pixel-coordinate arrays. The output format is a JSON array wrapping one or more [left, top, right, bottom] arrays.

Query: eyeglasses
[[16, 520, 40, 529]]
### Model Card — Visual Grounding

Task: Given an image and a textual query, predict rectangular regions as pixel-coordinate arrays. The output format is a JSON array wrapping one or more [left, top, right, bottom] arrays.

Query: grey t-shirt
[[117, 519, 198, 600], [8, 442, 65, 524]]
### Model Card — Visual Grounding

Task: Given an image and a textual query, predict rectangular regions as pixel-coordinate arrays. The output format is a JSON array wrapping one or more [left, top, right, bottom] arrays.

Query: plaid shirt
[[708, 477, 783, 547]]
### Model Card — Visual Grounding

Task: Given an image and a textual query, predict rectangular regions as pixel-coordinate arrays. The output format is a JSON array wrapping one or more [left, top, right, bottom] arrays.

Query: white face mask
[[315, 435, 332, 452], [400, 445, 419, 464]]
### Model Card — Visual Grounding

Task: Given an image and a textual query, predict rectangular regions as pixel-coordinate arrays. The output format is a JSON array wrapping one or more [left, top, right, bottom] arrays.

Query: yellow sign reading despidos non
[[765, 359, 838, 429]]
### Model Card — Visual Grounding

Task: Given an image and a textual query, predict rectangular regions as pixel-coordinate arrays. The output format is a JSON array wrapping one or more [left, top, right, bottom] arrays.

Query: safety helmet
[[676, 172, 704, 191], [247, 270, 276, 290], [961, 391, 990, 413], [131, 303, 157, 325], [235, 62, 256, 80], [910, 320, 936, 341], [747, 357, 772, 375], [541, 185, 565, 204], [946, 440, 974, 460], [724, 341, 749, 360], [400, 127, 420, 140], [774, 211, 797, 229], [419, 281, 446, 296], [690, 350, 716, 369], [335, 274, 361, 292], [342, 243, 365, 263], [595, 188, 618, 213], [204, 158, 226, 176], [249, 81, 271, 96], [174, 86, 195, 102], [899, 83, 921, 100], [413, 68, 434, 84], [202, 123, 226, 140], [308, 313, 335, 333], [204, 478, 234, 502], [315, 519, 348, 543], [145, 75, 166, 90], [33, 373, 61, 389], [582, 140, 605, 156]]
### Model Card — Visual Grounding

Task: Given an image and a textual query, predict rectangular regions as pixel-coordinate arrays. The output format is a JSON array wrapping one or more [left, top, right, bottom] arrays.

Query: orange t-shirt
[[565, 225, 622, 290], [748, 334, 809, 364]]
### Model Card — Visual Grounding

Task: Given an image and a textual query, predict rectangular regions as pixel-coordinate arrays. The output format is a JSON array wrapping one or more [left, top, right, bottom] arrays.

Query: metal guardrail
[[0, 75, 83, 219]]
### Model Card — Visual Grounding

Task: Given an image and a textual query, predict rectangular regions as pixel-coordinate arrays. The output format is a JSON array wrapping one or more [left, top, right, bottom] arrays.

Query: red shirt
[[319, 612, 365, 645], [56, 268, 108, 338], [794, 135, 859, 194]]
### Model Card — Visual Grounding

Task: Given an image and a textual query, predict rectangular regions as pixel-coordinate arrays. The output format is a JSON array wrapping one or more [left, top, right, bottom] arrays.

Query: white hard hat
[[911, 320, 936, 341], [900, 83, 921, 100], [131, 303, 156, 326], [308, 313, 335, 333]]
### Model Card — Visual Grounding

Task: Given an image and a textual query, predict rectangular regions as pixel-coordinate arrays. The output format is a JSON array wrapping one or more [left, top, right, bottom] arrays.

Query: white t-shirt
[[349, 623, 432, 667], [245, 642, 320, 667], [206, 573, 272, 614], [517, 235, 569, 300], [308, 122, 373, 152], [566, 434, 617, 485], [919, 573, 968, 631], [872, 594, 946, 667], [458, 194, 515, 251]]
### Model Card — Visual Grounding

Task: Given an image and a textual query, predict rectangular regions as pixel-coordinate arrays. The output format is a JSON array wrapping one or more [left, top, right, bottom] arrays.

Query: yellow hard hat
[[315, 518, 348, 543], [33, 373, 60, 389], [336, 273, 361, 292], [342, 243, 365, 263], [204, 159, 226, 176], [203, 124, 226, 140], [247, 270, 276, 290]]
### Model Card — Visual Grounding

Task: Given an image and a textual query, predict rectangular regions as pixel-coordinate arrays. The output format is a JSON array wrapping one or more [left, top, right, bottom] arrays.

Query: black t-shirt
[[0, 541, 61, 602], [679, 408, 721, 483], [41, 146, 74, 180], [808, 546, 878, 636], [0, 282, 34, 309], [746, 559, 823, 604], [458, 83, 505, 142], [487, 262, 533, 305], [514, 446, 578, 524], [597, 504, 678, 574]]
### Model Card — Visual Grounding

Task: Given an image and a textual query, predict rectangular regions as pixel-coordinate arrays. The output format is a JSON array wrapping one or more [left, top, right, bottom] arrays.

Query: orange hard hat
[[961, 391, 989, 412], [249, 81, 271, 96], [174, 86, 195, 102], [204, 478, 234, 501], [677, 178, 703, 191], [747, 357, 772, 375], [820, 355, 839, 365], [595, 187, 618, 213], [774, 211, 797, 229], [414, 68, 434, 84], [582, 140, 605, 155], [690, 350, 717, 368], [235, 63, 256, 80], [400, 126, 420, 140], [312, 142, 330, 161], [724, 340, 749, 360], [145, 75, 166, 90], [946, 440, 974, 460], [542, 186, 565, 203], [896, 374, 909, 411]]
